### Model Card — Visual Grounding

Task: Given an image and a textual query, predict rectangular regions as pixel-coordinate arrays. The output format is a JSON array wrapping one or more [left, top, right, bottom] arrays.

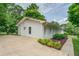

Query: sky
[[17, 3, 71, 24]]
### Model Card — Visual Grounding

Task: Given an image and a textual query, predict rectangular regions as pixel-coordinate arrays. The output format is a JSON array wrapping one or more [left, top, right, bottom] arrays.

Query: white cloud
[[38, 3, 68, 14], [58, 17, 67, 24]]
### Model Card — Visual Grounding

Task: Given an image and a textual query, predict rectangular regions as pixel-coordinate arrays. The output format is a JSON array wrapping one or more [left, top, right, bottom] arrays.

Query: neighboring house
[[17, 17, 62, 38]]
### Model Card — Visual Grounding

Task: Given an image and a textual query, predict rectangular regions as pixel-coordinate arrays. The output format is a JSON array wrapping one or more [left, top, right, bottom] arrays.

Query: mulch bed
[[51, 38, 67, 50]]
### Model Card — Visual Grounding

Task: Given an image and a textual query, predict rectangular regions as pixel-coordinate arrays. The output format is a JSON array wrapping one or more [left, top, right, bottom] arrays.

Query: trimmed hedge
[[53, 34, 67, 40]]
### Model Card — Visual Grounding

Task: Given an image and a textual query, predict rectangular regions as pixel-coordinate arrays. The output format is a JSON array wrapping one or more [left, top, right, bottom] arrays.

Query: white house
[[17, 17, 62, 38]]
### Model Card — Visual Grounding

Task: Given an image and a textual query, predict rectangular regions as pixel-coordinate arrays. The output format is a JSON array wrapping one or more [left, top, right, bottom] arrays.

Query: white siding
[[18, 20, 44, 38], [43, 28, 62, 38], [43, 28, 54, 38]]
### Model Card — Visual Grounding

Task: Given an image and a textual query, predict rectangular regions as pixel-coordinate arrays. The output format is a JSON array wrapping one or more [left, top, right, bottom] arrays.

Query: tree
[[45, 21, 61, 30], [5, 4, 24, 34], [0, 4, 8, 32], [63, 22, 74, 35], [51, 21, 61, 30], [62, 22, 79, 35], [68, 3, 79, 27], [24, 3, 45, 20], [0, 3, 24, 34], [51, 21, 61, 34]]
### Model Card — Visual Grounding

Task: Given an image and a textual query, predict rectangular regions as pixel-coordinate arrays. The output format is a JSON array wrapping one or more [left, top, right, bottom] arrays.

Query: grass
[[0, 32, 6, 36], [0, 32, 17, 36], [71, 36, 79, 56]]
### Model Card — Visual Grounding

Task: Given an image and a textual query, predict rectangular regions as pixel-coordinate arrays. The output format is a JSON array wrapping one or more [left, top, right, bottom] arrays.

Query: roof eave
[[16, 17, 46, 26]]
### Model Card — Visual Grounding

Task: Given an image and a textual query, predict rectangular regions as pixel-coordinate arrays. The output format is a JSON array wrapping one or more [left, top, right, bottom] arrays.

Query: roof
[[16, 17, 46, 26], [16, 17, 60, 29]]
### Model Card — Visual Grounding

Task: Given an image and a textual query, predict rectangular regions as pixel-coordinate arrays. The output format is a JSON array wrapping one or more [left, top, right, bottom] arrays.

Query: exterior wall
[[43, 27, 63, 38], [18, 25, 21, 35], [18, 20, 44, 38], [43, 27, 54, 38]]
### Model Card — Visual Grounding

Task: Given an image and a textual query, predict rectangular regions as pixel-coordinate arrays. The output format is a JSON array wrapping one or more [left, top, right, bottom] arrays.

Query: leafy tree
[[45, 21, 61, 30], [0, 4, 8, 32], [5, 4, 24, 34], [51, 21, 61, 34], [62, 22, 79, 35], [51, 21, 61, 30], [0, 3, 24, 34], [68, 3, 79, 27], [63, 22, 74, 35], [24, 3, 45, 20]]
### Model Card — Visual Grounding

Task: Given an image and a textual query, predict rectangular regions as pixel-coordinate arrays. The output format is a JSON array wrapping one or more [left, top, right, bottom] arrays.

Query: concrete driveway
[[0, 35, 66, 56]]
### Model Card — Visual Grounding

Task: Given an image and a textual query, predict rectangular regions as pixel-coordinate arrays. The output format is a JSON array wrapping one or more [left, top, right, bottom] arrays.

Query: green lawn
[[72, 36, 79, 56], [0, 32, 17, 35]]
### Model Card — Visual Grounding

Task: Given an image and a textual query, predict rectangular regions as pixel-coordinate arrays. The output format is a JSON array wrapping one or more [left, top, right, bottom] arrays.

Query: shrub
[[38, 39, 42, 42], [77, 34, 79, 38], [47, 41, 54, 47], [44, 39, 50, 43], [53, 34, 67, 40], [38, 38, 62, 50], [38, 39, 49, 45], [64, 32, 68, 36], [54, 41, 62, 49]]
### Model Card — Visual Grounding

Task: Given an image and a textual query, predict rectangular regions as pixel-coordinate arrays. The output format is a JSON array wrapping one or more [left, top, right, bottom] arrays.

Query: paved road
[[0, 35, 66, 56]]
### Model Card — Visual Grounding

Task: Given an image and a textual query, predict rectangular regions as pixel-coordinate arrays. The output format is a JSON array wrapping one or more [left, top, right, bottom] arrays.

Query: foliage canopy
[[68, 3, 79, 27], [24, 3, 45, 20]]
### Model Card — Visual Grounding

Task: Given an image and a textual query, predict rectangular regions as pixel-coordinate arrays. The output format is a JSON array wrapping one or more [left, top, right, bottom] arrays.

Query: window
[[24, 27, 26, 30], [29, 27, 31, 34]]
